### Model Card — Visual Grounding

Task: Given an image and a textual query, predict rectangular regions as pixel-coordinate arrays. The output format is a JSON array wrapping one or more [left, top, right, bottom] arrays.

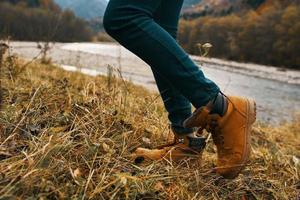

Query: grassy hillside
[[0, 57, 299, 199]]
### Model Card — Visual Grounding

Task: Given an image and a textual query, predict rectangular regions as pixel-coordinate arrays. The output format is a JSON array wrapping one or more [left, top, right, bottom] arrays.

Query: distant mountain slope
[[182, 0, 266, 18], [53, 0, 269, 20], [54, 0, 108, 19], [54, 0, 205, 19], [183, 0, 203, 8]]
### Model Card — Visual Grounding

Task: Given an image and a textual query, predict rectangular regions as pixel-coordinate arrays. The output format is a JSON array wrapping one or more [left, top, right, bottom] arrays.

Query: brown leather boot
[[184, 96, 256, 178], [132, 133, 206, 164]]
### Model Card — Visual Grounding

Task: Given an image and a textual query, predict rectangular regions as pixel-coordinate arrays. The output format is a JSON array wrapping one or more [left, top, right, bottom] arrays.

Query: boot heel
[[248, 99, 257, 124]]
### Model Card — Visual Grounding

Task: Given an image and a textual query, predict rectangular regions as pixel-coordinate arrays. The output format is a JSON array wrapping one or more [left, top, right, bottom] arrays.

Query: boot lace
[[208, 118, 224, 147], [195, 115, 226, 152], [155, 135, 183, 149]]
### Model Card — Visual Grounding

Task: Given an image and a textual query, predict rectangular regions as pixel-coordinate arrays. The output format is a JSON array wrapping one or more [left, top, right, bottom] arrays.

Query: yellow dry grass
[[0, 57, 299, 199]]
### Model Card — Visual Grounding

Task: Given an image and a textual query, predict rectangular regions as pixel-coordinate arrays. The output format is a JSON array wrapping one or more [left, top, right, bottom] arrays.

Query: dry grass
[[0, 57, 299, 200]]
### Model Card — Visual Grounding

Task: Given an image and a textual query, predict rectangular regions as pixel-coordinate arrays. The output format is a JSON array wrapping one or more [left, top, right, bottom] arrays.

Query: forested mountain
[[52, 0, 265, 20], [0, 0, 93, 41], [54, 0, 202, 20], [54, 0, 108, 19]]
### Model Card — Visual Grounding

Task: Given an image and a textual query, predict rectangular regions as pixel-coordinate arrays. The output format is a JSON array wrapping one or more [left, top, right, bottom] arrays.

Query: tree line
[[0, 0, 93, 42], [178, 1, 300, 69]]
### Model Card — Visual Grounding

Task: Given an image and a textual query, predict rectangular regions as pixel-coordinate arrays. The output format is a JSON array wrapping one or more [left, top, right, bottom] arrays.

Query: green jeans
[[103, 0, 220, 134]]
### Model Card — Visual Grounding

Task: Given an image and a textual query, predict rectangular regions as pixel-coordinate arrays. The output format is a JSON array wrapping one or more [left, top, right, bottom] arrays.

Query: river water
[[9, 41, 300, 124]]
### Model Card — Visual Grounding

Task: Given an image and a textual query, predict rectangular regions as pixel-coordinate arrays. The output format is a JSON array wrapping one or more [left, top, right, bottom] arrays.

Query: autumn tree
[[178, 1, 300, 69], [0, 0, 92, 42]]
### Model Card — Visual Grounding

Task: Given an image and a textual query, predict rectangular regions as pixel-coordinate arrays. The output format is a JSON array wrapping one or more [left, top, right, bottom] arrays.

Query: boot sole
[[245, 98, 257, 165], [132, 147, 203, 164], [244, 98, 256, 163], [225, 98, 256, 179]]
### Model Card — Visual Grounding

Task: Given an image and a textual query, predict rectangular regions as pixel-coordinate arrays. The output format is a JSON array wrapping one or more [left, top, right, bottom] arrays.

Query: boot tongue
[[183, 107, 210, 128]]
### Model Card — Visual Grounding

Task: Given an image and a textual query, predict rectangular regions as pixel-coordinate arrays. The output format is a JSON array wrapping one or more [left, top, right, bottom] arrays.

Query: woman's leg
[[152, 0, 194, 135], [152, 70, 193, 134], [103, 0, 220, 110]]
